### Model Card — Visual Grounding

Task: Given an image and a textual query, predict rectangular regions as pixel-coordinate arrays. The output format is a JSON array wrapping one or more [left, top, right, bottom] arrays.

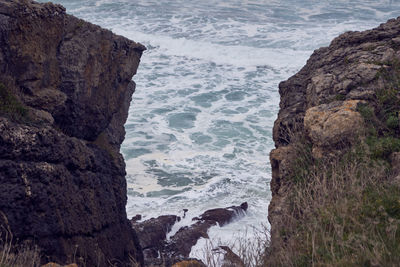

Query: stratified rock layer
[[0, 0, 145, 266], [270, 17, 400, 254]]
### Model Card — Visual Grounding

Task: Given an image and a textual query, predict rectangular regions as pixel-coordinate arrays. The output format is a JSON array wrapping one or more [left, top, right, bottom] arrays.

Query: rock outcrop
[[269, 16, 400, 261], [0, 0, 145, 266], [132, 215, 180, 260], [166, 202, 247, 259], [132, 203, 248, 266]]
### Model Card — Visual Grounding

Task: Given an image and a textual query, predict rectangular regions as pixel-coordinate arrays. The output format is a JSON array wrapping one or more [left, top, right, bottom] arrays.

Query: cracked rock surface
[[0, 0, 145, 266]]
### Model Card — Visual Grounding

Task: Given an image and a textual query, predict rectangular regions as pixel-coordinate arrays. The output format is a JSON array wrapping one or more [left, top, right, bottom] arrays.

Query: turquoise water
[[40, 0, 400, 259]]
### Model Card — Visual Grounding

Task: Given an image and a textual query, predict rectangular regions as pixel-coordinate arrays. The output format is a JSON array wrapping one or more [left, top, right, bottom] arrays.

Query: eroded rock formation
[[269, 16, 400, 260], [0, 0, 145, 266]]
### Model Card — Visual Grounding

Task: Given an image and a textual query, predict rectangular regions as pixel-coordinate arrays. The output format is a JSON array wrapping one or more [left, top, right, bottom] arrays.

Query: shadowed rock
[[0, 0, 145, 266]]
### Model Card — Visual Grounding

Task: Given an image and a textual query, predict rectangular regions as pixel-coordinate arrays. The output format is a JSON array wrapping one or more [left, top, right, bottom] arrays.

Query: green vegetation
[[0, 83, 29, 122], [265, 59, 400, 266], [265, 140, 400, 266], [366, 136, 400, 159], [290, 141, 314, 184], [334, 94, 346, 101], [76, 20, 85, 28]]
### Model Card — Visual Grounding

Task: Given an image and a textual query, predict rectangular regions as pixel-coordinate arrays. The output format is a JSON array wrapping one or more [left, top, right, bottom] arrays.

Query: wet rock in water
[[183, 209, 188, 218], [165, 202, 248, 258], [193, 202, 248, 226], [132, 215, 180, 262], [131, 214, 142, 223], [166, 220, 216, 258], [134, 203, 248, 266]]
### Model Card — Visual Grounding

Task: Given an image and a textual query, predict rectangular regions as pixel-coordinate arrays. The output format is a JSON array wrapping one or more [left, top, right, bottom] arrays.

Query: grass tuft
[[266, 145, 400, 266], [0, 83, 29, 122], [0, 229, 40, 267]]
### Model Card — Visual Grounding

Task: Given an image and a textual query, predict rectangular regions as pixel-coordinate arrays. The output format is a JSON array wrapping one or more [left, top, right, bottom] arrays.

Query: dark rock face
[[269, 17, 400, 254], [0, 0, 145, 266]]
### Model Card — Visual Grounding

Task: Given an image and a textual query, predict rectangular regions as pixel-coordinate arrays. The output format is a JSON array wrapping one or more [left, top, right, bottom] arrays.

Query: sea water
[[39, 0, 400, 261]]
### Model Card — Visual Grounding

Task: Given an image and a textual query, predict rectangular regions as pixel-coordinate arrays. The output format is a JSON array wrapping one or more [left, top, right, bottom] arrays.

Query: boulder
[[304, 100, 365, 158]]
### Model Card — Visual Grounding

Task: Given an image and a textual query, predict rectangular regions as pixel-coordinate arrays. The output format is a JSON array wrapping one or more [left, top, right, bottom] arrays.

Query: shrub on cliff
[[0, 83, 28, 122]]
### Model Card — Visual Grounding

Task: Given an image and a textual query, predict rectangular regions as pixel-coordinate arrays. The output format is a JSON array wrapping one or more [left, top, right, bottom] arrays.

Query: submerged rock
[[0, 0, 145, 266]]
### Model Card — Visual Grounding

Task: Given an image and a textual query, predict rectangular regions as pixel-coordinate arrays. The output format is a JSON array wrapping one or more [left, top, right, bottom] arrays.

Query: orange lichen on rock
[[172, 260, 206, 267]]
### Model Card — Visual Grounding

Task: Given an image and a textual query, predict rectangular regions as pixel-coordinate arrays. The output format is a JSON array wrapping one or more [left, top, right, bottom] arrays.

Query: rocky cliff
[[269, 17, 400, 265], [0, 0, 145, 266]]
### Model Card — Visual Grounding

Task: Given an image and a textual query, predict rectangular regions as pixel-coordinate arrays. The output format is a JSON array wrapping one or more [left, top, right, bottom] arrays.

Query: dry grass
[[0, 230, 40, 267], [195, 227, 269, 267], [0, 228, 143, 267], [265, 139, 400, 267]]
